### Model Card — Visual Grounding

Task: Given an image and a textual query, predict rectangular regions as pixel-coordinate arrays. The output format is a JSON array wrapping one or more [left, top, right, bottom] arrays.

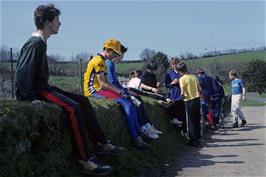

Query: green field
[[186, 50, 266, 66], [1, 50, 265, 76]]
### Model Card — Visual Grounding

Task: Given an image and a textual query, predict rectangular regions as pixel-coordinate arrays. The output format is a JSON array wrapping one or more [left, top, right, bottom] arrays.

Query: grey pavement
[[160, 106, 266, 177]]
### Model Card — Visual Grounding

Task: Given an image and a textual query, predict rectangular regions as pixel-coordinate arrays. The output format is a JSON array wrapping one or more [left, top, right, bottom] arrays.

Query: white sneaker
[[79, 157, 113, 175], [170, 118, 183, 125], [151, 126, 163, 135], [141, 126, 159, 139]]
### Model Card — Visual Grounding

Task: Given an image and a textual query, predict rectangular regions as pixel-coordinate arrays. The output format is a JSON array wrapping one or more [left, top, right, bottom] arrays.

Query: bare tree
[[139, 48, 156, 61]]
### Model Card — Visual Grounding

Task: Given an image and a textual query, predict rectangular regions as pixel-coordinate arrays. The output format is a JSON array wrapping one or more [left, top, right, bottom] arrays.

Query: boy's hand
[[242, 95, 246, 102], [151, 87, 158, 93], [171, 79, 178, 85]]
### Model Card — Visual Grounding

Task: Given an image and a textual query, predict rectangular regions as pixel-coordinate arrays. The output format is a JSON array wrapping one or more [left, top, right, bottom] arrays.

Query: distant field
[[185, 50, 266, 68], [1, 50, 265, 76], [115, 62, 144, 75]]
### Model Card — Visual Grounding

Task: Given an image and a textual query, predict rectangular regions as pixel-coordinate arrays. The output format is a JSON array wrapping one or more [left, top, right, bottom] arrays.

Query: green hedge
[[0, 96, 231, 177]]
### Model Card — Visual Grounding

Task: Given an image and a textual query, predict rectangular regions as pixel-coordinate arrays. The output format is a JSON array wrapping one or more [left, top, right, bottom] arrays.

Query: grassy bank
[[0, 97, 186, 177]]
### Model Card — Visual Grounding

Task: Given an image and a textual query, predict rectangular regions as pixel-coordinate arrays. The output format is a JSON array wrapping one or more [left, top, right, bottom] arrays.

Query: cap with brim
[[103, 39, 122, 55]]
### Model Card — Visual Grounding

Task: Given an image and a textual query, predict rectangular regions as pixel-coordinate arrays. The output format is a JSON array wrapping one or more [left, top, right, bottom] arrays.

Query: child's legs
[[37, 88, 91, 161], [96, 89, 121, 99], [116, 98, 140, 140], [134, 95, 150, 127], [212, 98, 221, 124], [56, 89, 107, 144], [185, 98, 201, 141], [231, 94, 244, 123]]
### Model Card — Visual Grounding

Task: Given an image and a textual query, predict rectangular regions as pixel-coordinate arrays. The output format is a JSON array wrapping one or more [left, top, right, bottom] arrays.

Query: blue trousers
[[116, 98, 140, 139]]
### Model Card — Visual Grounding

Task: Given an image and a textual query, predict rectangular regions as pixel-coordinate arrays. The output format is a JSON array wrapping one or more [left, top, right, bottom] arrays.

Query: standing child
[[229, 70, 247, 128], [196, 69, 215, 129], [164, 57, 187, 132], [212, 76, 225, 126], [178, 62, 202, 146]]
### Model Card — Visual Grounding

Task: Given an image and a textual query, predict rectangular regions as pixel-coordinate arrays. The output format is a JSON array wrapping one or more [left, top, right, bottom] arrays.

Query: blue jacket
[[165, 70, 182, 101], [105, 59, 124, 90], [198, 74, 215, 97]]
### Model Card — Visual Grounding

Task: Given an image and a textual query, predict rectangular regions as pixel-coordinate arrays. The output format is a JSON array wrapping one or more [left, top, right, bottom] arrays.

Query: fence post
[[79, 58, 83, 93], [10, 47, 14, 98]]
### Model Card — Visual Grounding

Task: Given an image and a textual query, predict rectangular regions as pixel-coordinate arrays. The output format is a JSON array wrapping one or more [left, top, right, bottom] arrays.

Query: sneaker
[[241, 120, 247, 127], [231, 122, 239, 128], [141, 126, 159, 139], [180, 130, 187, 137], [210, 124, 217, 130], [95, 140, 126, 155], [79, 157, 113, 176], [150, 125, 163, 135], [170, 118, 183, 125], [186, 140, 201, 147], [135, 136, 151, 150]]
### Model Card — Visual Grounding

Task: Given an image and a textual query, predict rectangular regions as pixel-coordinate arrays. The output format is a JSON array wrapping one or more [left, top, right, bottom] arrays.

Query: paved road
[[160, 106, 266, 177]]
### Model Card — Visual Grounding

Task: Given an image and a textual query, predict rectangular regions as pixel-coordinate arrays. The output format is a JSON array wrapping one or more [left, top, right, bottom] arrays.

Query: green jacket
[[15, 36, 49, 101]]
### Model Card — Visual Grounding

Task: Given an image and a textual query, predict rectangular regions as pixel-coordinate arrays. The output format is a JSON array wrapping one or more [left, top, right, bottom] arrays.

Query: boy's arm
[[140, 83, 158, 93], [197, 82, 202, 96], [96, 72, 121, 95], [106, 61, 124, 90], [16, 46, 39, 101], [242, 87, 246, 101]]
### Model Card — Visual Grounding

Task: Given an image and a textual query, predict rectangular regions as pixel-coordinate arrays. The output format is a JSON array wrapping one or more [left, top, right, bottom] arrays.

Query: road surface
[[160, 106, 266, 177]]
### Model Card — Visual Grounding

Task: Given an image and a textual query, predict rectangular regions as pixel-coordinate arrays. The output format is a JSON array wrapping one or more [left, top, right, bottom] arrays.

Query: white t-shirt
[[127, 77, 141, 89]]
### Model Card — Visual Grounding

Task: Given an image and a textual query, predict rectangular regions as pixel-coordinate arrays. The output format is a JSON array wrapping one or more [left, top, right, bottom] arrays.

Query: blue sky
[[1, 0, 265, 60]]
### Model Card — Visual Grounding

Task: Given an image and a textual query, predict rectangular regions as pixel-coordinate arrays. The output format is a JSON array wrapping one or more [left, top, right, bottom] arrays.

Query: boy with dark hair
[[229, 70, 247, 128], [196, 68, 216, 129], [212, 76, 225, 126], [15, 4, 123, 176], [140, 62, 159, 93], [178, 62, 202, 146]]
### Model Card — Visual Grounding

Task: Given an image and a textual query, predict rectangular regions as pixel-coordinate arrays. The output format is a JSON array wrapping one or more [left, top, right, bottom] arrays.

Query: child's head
[[229, 70, 237, 80], [129, 71, 135, 78], [196, 68, 205, 76], [176, 62, 188, 74], [135, 70, 142, 78], [34, 4, 61, 30], [146, 62, 157, 72], [169, 57, 180, 70], [103, 39, 123, 60]]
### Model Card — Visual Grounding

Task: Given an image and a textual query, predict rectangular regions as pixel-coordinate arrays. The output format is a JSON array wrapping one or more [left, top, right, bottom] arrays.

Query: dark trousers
[[166, 100, 187, 131], [212, 97, 223, 124], [134, 95, 150, 127], [185, 98, 201, 142], [37, 86, 107, 161]]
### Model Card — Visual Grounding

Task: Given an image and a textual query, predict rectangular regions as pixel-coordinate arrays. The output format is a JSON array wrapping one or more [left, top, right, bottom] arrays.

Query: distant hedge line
[[0, 96, 231, 177]]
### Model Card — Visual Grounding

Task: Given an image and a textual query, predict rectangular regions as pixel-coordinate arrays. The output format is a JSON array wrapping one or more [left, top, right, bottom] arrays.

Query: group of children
[[14, 4, 247, 176]]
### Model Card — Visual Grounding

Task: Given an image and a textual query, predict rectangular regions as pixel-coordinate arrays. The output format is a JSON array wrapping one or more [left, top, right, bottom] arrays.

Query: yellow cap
[[103, 39, 122, 55]]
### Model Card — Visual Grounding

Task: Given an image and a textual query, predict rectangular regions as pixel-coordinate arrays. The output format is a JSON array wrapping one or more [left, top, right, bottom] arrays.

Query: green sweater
[[15, 36, 49, 101]]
